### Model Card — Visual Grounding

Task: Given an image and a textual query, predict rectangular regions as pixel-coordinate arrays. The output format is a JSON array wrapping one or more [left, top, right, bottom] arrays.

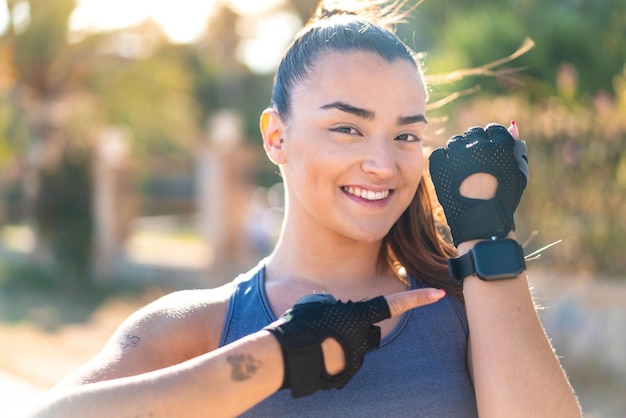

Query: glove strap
[[267, 329, 351, 398], [450, 198, 512, 245], [276, 337, 325, 398]]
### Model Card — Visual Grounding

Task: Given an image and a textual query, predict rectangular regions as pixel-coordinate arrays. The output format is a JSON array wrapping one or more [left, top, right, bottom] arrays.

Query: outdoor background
[[0, 0, 624, 416]]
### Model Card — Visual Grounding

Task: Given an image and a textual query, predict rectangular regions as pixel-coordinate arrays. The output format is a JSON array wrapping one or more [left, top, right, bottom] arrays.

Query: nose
[[360, 138, 396, 179]]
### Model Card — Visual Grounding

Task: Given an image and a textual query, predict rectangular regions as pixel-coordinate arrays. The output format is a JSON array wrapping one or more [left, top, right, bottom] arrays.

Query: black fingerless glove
[[264, 293, 390, 398], [429, 124, 529, 246]]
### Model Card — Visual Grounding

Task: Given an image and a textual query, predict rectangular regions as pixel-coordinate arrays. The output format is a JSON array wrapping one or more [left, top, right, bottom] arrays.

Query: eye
[[395, 133, 422, 143], [331, 125, 361, 135]]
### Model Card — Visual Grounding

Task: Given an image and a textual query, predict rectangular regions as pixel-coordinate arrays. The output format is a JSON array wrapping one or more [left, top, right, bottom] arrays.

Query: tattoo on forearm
[[120, 334, 141, 349], [227, 354, 262, 381]]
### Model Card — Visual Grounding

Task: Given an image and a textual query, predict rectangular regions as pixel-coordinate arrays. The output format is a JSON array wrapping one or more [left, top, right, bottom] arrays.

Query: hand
[[429, 123, 528, 246], [265, 288, 445, 398]]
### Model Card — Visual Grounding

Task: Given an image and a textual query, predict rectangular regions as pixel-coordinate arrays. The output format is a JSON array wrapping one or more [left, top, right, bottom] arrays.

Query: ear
[[260, 108, 286, 165]]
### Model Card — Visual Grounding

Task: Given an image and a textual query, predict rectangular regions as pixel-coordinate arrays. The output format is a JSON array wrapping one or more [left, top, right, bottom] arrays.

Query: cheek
[[407, 170, 424, 201], [400, 148, 425, 184], [287, 134, 346, 175], [284, 141, 335, 189]]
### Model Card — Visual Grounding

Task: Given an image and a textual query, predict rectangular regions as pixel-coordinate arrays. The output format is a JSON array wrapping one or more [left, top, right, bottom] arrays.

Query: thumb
[[384, 288, 446, 318]]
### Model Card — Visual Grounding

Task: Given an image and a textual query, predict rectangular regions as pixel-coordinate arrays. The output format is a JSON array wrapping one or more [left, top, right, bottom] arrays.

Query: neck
[[262, 220, 409, 319], [265, 225, 389, 291]]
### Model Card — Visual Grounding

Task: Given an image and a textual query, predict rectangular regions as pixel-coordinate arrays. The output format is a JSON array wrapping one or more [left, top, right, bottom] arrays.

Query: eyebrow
[[398, 114, 428, 125], [320, 101, 374, 120], [319, 101, 428, 125]]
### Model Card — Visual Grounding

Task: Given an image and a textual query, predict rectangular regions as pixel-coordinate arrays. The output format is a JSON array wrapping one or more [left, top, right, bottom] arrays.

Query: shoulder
[[54, 265, 267, 388], [132, 263, 264, 354], [59, 282, 238, 387], [409, 275, 468, 334], [118, 282, 237, 356]]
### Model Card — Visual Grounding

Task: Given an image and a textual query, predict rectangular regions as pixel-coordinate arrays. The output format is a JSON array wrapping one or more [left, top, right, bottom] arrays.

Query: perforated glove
[[264, 293, 390, 398], [429, 124, 528, 246]]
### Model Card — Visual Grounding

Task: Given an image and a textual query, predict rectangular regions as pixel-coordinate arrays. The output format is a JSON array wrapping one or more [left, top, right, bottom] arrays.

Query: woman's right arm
[[33, 329, 285, 417], [30, 287, 443, 417], [30, 288, 287, 417]]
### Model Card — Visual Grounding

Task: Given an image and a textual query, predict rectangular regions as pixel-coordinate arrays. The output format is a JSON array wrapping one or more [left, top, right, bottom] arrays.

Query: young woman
[[32, 1, 581, 416]]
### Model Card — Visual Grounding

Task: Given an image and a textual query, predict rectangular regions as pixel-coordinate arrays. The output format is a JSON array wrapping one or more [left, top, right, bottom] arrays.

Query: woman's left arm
[[429, 123, 581, 417], [460, 236, 582, 417]]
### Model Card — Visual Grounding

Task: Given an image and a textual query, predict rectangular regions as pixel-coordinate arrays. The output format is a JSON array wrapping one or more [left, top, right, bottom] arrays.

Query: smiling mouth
[[342, 186, 390, 201]]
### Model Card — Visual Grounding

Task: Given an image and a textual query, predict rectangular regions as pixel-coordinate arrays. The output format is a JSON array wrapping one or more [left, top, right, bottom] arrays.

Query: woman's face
[[278, 50, 427, 243]]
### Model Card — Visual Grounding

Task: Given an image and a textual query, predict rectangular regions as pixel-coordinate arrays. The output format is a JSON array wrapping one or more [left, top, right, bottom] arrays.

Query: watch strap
[[447, 252, 474, 284]]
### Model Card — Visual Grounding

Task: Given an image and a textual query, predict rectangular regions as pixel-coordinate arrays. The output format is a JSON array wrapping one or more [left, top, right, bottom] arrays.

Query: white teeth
[[344, 186, 389, 201]]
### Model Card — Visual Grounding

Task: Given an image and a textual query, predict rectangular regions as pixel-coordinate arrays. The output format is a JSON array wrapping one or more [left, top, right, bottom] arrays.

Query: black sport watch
[[448, 238, 526, 284]]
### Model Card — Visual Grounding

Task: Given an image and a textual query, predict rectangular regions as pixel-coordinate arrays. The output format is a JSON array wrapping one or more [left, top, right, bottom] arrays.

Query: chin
[[348, 228, 390, 244]]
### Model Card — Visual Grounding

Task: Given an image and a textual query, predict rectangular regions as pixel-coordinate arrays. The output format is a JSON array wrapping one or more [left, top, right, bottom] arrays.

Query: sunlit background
[[0, 0, 624, 417], [1, 0, 299, 71]]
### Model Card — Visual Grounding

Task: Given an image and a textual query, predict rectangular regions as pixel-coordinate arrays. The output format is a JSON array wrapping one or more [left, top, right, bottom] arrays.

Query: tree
[[0, 0, 198, 282]]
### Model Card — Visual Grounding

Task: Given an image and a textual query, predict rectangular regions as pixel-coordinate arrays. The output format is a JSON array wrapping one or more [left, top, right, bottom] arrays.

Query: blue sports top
[[219, 261, 478, 417]]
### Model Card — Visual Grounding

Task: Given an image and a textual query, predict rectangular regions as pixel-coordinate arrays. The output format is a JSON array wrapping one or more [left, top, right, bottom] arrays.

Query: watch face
[[473, 239, 525, 280]]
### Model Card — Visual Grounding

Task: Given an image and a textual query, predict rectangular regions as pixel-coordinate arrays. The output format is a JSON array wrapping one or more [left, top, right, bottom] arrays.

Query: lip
[[341, 186, 394, 207]]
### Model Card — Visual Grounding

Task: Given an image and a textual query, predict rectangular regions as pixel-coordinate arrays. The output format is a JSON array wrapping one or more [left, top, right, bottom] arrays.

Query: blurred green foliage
[[402, 0, 626, 276], [34, 148, 92, 280], [0, 0, 624, 281], [0, 257, 164, 329], [403, 0, 625, 98], [437, 67, 626, 275]]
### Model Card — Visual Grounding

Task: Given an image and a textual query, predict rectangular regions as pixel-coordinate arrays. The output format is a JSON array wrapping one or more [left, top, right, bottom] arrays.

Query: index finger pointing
[[384, 288, 446, 318]]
